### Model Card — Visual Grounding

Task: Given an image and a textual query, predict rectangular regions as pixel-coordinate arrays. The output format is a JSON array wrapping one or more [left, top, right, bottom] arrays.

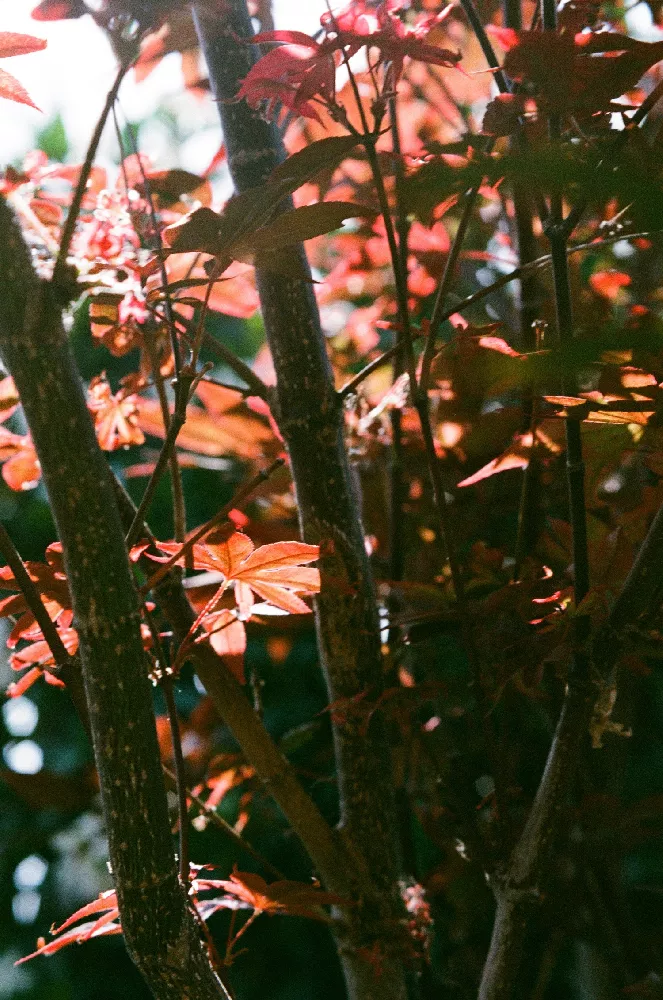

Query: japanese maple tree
[[1, 1, 663, 1000]]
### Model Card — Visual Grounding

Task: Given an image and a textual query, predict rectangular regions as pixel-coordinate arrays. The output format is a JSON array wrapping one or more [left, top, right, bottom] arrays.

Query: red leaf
[[0, 32, 46, 58], [51, 890, 119, 936], [87, 374, 145, 451], [589, 270, 632, 300], [16, 890, 121, 964], [31, 0, 87, 19], [0, 67, 40, 110], [7, 665, 43, 698], [15, 918, 122, 964], [194, 867, 346, 919]]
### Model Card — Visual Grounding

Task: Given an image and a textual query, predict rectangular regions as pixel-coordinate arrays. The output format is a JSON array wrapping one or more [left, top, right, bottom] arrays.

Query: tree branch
[[193, 5, 410, 996], [0, 195, 228, 1000]]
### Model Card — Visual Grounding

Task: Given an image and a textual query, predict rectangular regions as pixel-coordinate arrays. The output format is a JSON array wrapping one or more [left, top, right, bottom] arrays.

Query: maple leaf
[[154, 532, 320, 618], [196, 608, 247, 684], [0, 32, 46, 111], [0, 543, 72, 647], [15, 890, 121, 964], [136, 388, 275, 463], [152, 253, 260, 320], [236, 5, 460, 122], [87, 374, 145, 451], [7, 626, 79, 697], [193, 868, 346, 920], [503, 30, 663, 116]]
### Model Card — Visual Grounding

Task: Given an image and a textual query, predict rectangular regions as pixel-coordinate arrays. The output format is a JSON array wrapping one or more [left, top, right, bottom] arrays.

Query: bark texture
[[0, 196, 228, 1000], [192, 5, 409, 996]]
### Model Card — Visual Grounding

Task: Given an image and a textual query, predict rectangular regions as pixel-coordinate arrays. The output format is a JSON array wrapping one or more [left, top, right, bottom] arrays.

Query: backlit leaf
[[0, 33, 47, 58], [0, 67, 40, 110], [458, 434, 532, 487]]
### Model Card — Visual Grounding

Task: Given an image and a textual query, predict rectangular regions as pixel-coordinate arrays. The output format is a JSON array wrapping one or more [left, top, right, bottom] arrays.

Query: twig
[[162, 673, 190, 885], [364, 138, 418, 384], [201, 331, 270, 400], [53, 63, 128, 287], [387, 91, 410, 584], [339, 343, 409, 398], [0, 522, 71, 667], [477, 1, 594, 995], [114, 474, 361, 900], [142, 324, 188, 550], [419, 184, 482, 394], [112, 111, 188, 546], [459, 0, 511, 96], [126, 365, 211, 549], [140, 458, 285, 593]]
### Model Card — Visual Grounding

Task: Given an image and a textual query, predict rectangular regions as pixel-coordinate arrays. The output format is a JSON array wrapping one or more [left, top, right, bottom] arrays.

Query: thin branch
[[387, 91, 409, 584], [477, 1, 593, 995], [0, 522, 71, 666], [113, 476, 360, 901], [126, 365, 211, 549], [364, 138, 418, 385], [121, 109, 182, 380], [459, 0, 511, 96], [142, 324, 188, 549], [201, 330, 271, 400], [339, 228, 661, 400], [162, 674, 190, 885], [419, 184, 482, 394], [53, 63, 128, 287]]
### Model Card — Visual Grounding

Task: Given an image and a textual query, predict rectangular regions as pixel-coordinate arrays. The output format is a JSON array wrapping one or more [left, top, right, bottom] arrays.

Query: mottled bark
[[0, 197, 227, 1000], [192, 5, 409, 997]]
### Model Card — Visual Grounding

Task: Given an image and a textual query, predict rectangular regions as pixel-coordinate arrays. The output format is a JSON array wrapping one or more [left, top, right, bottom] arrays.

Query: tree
[[2, 2, 663, 999]]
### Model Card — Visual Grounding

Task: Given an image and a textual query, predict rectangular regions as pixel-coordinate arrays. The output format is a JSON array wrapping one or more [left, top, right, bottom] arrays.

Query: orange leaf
[[457, 434, 531, 487], [589, 270, 632, 300], [199, 610, 247, 683], [136, 398, 274, 462], [87, 375, 145, 451], [156, 533, 320, 616]]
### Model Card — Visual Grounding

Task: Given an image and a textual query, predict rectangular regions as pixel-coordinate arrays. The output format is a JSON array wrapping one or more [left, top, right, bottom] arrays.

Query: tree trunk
[[0, 196, 228, 1000], [192, 5, 409, 997]]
